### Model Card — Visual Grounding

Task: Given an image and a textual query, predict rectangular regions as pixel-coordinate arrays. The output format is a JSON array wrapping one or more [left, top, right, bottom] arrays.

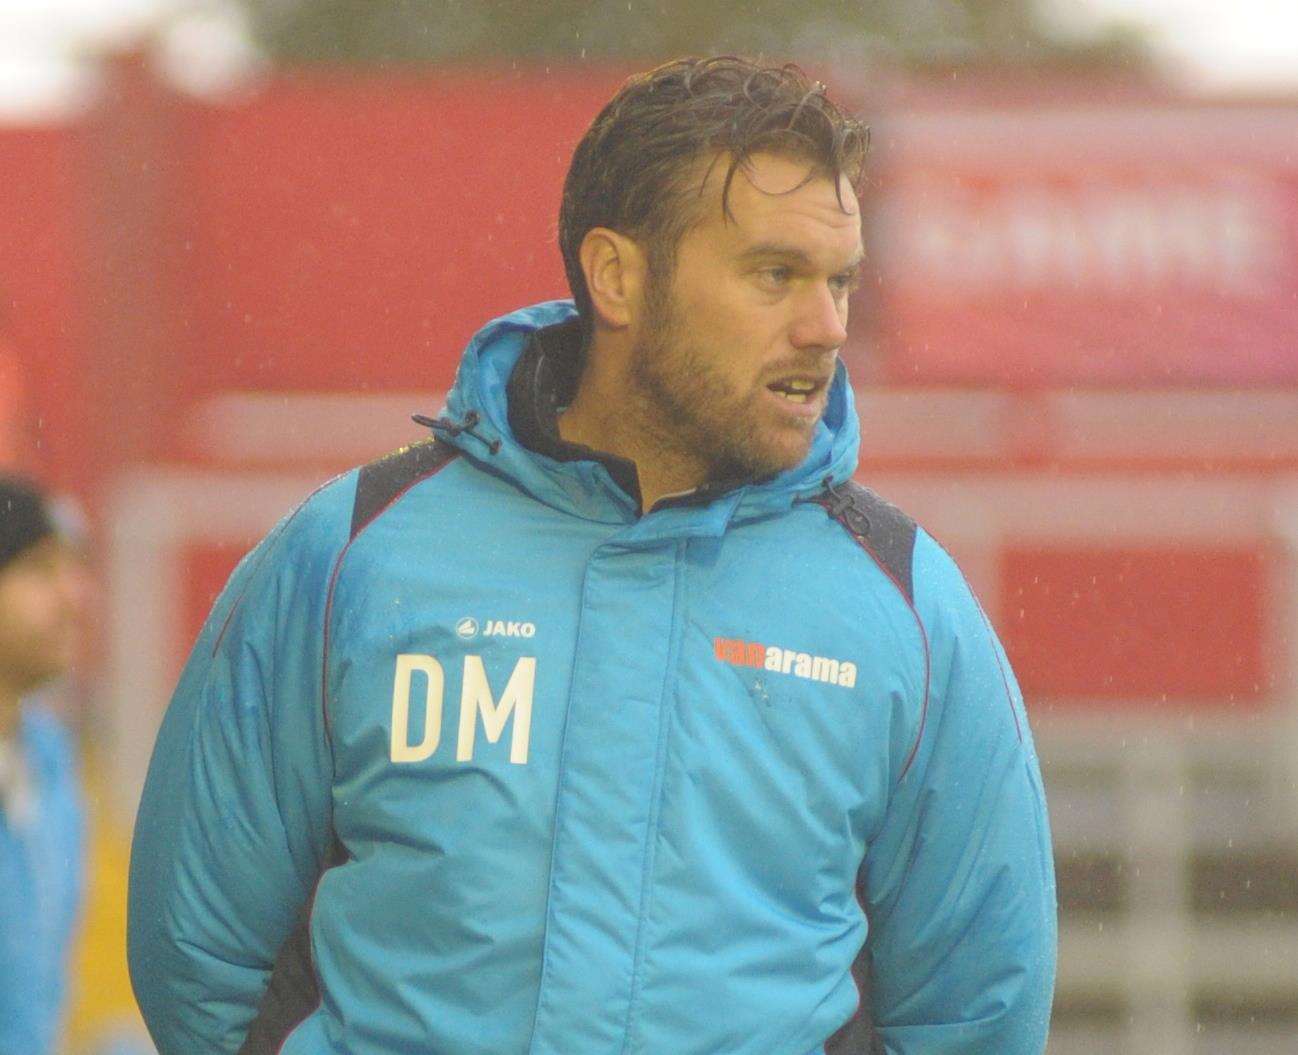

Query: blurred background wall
[[1, 1, 1296, 1053]]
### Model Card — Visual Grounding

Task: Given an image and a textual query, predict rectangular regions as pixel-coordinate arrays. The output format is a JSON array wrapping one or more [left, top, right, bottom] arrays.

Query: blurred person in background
[[0, 475, 87, 1055], [129, 56, 1055, 1055]]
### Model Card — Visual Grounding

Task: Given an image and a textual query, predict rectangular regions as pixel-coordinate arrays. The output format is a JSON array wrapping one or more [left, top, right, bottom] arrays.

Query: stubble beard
[[629, 277, 818, 486]]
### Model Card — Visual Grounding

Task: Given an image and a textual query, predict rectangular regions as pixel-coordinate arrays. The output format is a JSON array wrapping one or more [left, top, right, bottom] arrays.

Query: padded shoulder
[[813, 481, 918, 604], [350, 438, 460, 540]]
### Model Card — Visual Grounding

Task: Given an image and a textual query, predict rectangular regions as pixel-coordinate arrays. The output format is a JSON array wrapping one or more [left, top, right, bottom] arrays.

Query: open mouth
[[766, 376, 826, 405]]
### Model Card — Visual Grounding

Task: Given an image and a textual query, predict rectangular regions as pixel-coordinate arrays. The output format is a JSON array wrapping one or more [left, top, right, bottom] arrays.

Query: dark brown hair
[[559, 55, 869, 328]]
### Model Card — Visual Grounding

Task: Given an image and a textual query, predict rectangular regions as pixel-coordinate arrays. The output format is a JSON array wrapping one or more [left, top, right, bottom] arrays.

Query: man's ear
[[579, 227, 647, 330]]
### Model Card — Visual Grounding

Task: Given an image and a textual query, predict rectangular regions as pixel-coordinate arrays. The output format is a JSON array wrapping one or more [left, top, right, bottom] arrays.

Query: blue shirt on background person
[[0, 700, 84, 1055], [0, 474, 89, 1055]]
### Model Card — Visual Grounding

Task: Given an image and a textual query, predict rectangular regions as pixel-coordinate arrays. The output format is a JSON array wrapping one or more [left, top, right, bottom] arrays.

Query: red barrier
[[2, 62, 1296, 728]]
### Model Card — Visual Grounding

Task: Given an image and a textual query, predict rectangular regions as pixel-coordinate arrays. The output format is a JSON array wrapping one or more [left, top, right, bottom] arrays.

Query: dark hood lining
[[505, 316, 767, 514], [506, 317, 644, 508]]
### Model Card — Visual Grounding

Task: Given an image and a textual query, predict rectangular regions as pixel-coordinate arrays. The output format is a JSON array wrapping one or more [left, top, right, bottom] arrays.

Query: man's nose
[[789, 283, 848, 352]]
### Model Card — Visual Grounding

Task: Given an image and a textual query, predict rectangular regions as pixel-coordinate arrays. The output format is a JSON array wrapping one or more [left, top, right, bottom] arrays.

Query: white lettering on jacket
[[390, 654, 444, 763], [713, 637, 858, 689], [390, 653, 536, 765], [484, 620, 536, 638]]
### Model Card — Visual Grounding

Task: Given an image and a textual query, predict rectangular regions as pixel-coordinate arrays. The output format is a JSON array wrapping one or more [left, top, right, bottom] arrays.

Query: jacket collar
[[436, 300, 861, 535], [505, 316, 643, 508], [505, 315, 765, 516]]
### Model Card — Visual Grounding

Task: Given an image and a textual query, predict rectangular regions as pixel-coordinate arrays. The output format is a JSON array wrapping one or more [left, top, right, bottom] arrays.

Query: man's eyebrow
[[738, 242, 865, 271]]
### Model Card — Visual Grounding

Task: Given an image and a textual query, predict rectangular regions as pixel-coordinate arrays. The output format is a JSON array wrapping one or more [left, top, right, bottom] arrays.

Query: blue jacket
[[128, 300, 1056, 1055], [0, 702, 83, 1055]]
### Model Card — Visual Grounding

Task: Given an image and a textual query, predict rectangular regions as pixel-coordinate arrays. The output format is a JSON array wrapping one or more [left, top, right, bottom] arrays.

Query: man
[[128, 57, 1056, 1054], [0, 476, 86, 1055]]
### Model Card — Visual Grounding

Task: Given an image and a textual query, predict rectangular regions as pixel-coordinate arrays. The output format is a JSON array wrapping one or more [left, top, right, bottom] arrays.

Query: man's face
[[0, 537, 85, 695], [630, 151, 863, 483]]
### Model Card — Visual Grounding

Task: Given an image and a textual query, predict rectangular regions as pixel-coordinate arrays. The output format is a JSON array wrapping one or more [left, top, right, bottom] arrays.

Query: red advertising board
[[866, 106, 1298, 386]]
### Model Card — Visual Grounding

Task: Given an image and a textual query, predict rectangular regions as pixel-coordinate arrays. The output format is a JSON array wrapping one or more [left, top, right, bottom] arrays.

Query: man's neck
[[557, 335, 707, 512]]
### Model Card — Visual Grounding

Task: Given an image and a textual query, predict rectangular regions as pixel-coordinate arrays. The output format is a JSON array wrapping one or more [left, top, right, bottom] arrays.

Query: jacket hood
[[434, 300, 860, 537]]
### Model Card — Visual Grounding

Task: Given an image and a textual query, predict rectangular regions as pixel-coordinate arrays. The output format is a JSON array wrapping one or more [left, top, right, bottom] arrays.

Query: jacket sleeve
[[863, 527, 1057, 1054], [127, 474, 352, 1054]]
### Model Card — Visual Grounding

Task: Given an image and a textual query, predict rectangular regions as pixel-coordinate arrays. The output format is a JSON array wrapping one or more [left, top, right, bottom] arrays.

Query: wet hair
[[559, 55, 869, 330]]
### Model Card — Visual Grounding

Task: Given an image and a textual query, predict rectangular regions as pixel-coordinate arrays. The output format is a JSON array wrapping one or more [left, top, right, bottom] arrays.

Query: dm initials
[[390, 653, 537, 765]]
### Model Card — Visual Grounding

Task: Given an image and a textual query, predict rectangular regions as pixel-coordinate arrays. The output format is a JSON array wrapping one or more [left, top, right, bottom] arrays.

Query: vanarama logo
[[714, 637, 857, 689]]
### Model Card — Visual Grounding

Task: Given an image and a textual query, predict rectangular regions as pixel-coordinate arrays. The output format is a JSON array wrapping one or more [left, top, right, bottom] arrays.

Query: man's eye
[[831, 272, 860, 294], [759, 267, 792, 287]]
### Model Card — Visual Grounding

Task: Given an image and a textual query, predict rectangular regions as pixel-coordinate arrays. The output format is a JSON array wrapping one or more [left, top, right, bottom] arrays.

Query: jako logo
[[484, 620, 536, 639], [714, 637, 857, 689], [455, 618, 479, 639]]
